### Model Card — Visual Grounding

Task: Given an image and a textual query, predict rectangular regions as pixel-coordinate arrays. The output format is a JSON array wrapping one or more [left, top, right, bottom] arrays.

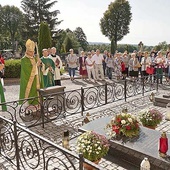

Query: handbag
[[146, 67, 154, 74], [134, 62, 141, 68]]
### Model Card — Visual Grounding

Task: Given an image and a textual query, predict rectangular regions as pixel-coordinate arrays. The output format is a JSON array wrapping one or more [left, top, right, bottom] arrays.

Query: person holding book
[[49, 47, 62, 86]]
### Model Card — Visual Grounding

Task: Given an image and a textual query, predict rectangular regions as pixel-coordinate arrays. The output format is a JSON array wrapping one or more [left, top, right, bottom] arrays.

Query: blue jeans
[[69, 68, 76, 77]]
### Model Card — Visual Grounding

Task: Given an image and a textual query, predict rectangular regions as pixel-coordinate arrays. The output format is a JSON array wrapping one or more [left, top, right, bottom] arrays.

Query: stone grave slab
[[79, 116, 170, 170]]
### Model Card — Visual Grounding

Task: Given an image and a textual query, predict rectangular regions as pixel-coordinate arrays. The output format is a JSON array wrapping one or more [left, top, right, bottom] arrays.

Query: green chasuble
[[19, 55, 44, 105], [41, 57, 55, 88], [0, 80, 7, 111]]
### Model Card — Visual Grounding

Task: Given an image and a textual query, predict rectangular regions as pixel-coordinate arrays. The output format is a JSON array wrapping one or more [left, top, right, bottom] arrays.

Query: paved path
[[1, 77, 170, 169]]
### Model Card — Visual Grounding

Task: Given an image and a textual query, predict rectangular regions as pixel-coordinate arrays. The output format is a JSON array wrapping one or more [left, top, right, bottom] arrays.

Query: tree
[[52, 29, 66, 53], [0, 5, 24, 52], [38, 22, 52, 56], [64, 36, 73, 53], [21, 0, 62, 41], [100, 0, 132, 54], [154, 41, 168, 52], [74, 27, 88, 51]]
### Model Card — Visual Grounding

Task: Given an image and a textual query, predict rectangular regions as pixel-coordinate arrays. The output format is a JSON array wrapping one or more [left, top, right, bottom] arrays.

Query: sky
[[0, 0, 170, 46]]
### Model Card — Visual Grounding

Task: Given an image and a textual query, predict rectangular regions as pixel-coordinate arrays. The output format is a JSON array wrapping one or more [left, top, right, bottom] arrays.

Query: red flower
[[112, 125, 120, 134], [126, 125, 131, 130], [135, 123, 139, 128], [116, 117, 121, 122]]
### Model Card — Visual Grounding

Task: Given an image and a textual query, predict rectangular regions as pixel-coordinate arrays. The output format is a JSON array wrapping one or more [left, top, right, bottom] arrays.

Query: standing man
[[92, 49, 104, 81], [49, 47, 62, 86], [41, 49, 55, 87], [19, 39, 43, 105]]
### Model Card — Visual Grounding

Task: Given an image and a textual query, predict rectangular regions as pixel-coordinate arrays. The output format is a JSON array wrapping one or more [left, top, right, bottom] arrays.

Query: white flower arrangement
[[77, 131, 110, 162]]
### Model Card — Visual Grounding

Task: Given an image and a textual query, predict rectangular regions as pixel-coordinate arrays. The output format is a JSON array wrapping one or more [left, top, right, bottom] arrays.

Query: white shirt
[[86, 57, 94, 69], [92, 54, 104, 64]]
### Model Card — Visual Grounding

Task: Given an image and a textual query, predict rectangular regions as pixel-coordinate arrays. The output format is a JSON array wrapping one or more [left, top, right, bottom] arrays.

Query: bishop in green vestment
[[19, 39, 43, 105], [41, 49, 55, 88]]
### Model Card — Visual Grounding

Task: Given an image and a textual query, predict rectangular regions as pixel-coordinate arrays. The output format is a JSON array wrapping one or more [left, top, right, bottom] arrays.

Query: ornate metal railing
[[0, 116, 101, 170], [0, 75, 163, 128]]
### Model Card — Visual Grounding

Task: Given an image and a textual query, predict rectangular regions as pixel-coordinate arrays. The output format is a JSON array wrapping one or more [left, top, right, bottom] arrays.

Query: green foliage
[[100, 0, 132, 48], [0, 5, 24, 51], [87, 43, 138, 54], [4, 59, 21, 78], [74, 27, 88, 51], [38, 22, 52, 56], [64, 36, 73, 53], [154, 41, 168, 52], [64, 32, 80, 53], [21, 0, 62, 41], [87, 43, 110, 53], [52, 30, 67, 53]]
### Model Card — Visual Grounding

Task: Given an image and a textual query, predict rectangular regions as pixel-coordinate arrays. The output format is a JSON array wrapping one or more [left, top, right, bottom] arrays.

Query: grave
[[154, 94, 170, 107], [79, 116, 170, 170]]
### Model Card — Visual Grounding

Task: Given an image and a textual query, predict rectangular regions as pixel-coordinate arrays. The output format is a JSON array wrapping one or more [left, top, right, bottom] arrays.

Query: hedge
[[4, 59, 21, 78], [4, 59, 66, 78]]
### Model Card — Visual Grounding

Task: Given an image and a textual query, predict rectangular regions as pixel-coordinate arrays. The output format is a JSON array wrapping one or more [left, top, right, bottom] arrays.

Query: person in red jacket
[[0, 53, 5, 86]]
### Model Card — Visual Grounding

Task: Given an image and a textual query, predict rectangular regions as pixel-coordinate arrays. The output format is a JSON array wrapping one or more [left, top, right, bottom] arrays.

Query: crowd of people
[[68, 49, 170, 84], [0, 38, 169, 108]]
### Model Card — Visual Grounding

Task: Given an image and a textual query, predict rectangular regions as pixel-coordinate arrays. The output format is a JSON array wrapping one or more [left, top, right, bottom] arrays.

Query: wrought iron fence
[[0, 76, 159, 128], [0, 116, 101, 170]]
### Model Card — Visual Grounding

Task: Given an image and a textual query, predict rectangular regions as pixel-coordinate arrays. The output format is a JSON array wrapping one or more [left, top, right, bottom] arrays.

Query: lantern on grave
[[165, 102, 170, 120], [140, 157, 150, 170], [62, 130, 70, 150], [159, 132, 168, 157]]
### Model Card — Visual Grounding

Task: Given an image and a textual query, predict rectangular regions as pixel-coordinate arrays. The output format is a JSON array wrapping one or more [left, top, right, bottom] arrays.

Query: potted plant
[[139, 108, 163, 129], [106, 113, 140, 138], [77, 131, 109, 169]]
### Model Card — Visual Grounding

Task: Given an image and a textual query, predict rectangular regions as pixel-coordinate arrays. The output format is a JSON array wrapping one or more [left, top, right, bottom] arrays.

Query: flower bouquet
[[107, 113, 140, 138], [139, 108, 163, 128], [77, 131, 109, 162]]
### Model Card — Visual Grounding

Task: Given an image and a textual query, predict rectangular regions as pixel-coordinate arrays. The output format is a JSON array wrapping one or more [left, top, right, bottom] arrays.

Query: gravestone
[[38, 86, 66, 117], [154, 94, 170, 107], [79, 116, 170, 170]]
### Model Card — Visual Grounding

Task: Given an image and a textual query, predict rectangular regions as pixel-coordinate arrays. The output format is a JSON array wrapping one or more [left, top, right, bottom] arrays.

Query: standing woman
[[141, 51, 151, 78], [155, 51, 165, 84], [79, 51, 87, 80], [105, 52, 114, 80], [121, 51, 129, 79], [128, 53, 140, 80], [85, 52, 96, 82], [114, 52, 122, 80], [67, 49, 77, 81]]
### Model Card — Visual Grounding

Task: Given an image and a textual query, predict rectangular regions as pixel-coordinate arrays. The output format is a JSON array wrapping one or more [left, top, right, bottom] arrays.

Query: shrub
[[4, 59, 21, 78]]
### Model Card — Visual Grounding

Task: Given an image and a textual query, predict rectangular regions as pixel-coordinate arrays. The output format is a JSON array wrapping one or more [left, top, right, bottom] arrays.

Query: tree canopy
[[21, 0, 62, 41], [74, 27, 88, 51], [100, 0, 132, 54], [38, 22, 52, 56], [0, 5, 23, 51]]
